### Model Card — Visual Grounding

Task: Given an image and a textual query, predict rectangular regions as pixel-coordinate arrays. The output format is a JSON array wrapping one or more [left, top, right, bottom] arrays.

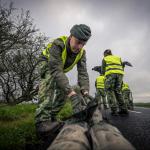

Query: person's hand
[[67, 90, 76, 98], [81, 90, 89, 96], [68, 90, 86, 107], [69, 93, 85, 114], [83, 92, 95, 104]]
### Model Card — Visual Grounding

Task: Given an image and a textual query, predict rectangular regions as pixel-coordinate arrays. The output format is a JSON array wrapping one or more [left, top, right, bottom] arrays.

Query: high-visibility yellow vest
[[104, 55, 124, 76], [96, 75, 105, 88], [42, 36, 84, 73], [122, 83, 130, 91]]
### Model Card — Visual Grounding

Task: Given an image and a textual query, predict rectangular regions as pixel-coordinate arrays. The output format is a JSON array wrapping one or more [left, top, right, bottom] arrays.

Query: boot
[[111, 111, 118, 116], [118, 109, 129, 115], [104, 104, 108, 109], [110, 107, 118, 116]]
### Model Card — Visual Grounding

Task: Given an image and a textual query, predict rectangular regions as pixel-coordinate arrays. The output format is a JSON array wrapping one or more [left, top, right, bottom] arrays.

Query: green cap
[[70, 24, 91, 41]]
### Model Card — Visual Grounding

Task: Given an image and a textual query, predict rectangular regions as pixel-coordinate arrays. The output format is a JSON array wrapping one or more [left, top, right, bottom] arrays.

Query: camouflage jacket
[[45, 37, 89, 95]]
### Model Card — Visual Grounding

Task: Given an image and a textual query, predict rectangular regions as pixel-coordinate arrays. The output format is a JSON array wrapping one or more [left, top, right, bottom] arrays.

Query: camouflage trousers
[[35, 70, 67, 124], [105, 74, 127, 112], [95, 88, 107, 108], [35, 60, 69, 124], [122, 90, 133, 109]]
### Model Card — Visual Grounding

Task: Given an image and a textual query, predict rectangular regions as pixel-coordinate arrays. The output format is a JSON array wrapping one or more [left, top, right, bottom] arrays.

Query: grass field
[[134, 102, 150, 108], [0, 104, 40, 150], [0, 102, 72, 150]]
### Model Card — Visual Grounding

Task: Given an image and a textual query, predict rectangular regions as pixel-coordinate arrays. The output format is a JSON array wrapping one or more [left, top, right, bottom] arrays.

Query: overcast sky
[[5, 0, 150, 102]]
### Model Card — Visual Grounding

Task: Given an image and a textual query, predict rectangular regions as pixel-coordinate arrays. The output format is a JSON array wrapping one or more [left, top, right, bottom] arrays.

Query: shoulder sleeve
[[101, 58, 106, 75], [120, 57, 123, 66], [77, 50, 89, 92], [48, 39, 72, 94]]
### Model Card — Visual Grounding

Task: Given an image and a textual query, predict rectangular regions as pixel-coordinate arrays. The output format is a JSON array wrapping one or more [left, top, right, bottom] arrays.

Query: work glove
[[70, 94, 84, 114], [80, 90, 90, 104], [69, 94, 87, 121], [83, 93, 95, 105]]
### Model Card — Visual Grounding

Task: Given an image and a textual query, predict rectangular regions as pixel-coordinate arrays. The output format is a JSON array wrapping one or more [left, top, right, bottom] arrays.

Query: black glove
[[83, 94, 95, 105], [70, 94, 83, 114], [69, 94, 89, 122], [69, 94, 98, 123]]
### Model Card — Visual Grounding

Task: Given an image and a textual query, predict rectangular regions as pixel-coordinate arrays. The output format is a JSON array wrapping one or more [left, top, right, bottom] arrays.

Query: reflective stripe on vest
[[122, 83, 130, 91], [104, 55, 124, 76], [96, 75, 105, 88], [42, 36, 84, 73]]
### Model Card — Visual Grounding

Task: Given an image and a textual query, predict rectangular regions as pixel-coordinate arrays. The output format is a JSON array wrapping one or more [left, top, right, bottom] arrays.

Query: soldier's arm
[[49, 40, 72, 95], [101, 59, 106, 75], [77, 50, 89, 93], [120, 58, 123, 65]]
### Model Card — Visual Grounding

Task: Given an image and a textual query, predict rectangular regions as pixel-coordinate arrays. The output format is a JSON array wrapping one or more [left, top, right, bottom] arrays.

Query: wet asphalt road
[[102, 107, 150, 150]]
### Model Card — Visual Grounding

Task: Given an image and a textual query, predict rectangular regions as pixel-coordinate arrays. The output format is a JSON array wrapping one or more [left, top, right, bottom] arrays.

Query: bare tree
[[0, 2, 47, 104]]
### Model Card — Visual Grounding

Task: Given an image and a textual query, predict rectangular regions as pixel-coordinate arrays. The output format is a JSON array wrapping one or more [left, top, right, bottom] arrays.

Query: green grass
[[0, 104, 36, 121], [56, 100, 73, 121], [0, 101, 73, 149], [134, 102, 150, 108], [0, 104, 41, 150]]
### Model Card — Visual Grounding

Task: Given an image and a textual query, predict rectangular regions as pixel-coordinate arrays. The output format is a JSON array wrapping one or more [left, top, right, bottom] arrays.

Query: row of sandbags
[[48, 108, 135, 150]]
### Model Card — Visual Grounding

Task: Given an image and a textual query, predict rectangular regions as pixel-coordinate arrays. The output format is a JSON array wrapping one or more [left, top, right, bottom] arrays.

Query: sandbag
[[90, 122, 135, 150], [48, 124, 91, 150]]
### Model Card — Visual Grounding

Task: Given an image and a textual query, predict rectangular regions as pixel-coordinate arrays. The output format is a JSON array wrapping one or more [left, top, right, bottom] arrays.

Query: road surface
[[102, 107, 150, 150]]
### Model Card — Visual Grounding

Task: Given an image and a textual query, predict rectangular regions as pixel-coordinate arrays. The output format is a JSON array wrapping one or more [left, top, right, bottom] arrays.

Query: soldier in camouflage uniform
[[101, 49, 128, 115], [122, 82, 134, 110], [35, 24, 91, 137], [95, 75, 107, 109]]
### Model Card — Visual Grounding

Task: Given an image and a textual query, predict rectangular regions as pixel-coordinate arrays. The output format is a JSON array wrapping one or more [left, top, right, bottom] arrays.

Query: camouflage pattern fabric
[[105, 74, 127, 112], [95, 88, 107, 108], [35, 37, 89, 124], [48, 38, 89, 95], [35, 64, 87, 124], [35, 72, 83, 124], [122, 90, 133, 109], [35, 69, 66, 124]]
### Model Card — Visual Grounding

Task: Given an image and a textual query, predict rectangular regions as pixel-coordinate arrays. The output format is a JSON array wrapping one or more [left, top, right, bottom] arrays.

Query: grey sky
[[5, 0, 150, 102]]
